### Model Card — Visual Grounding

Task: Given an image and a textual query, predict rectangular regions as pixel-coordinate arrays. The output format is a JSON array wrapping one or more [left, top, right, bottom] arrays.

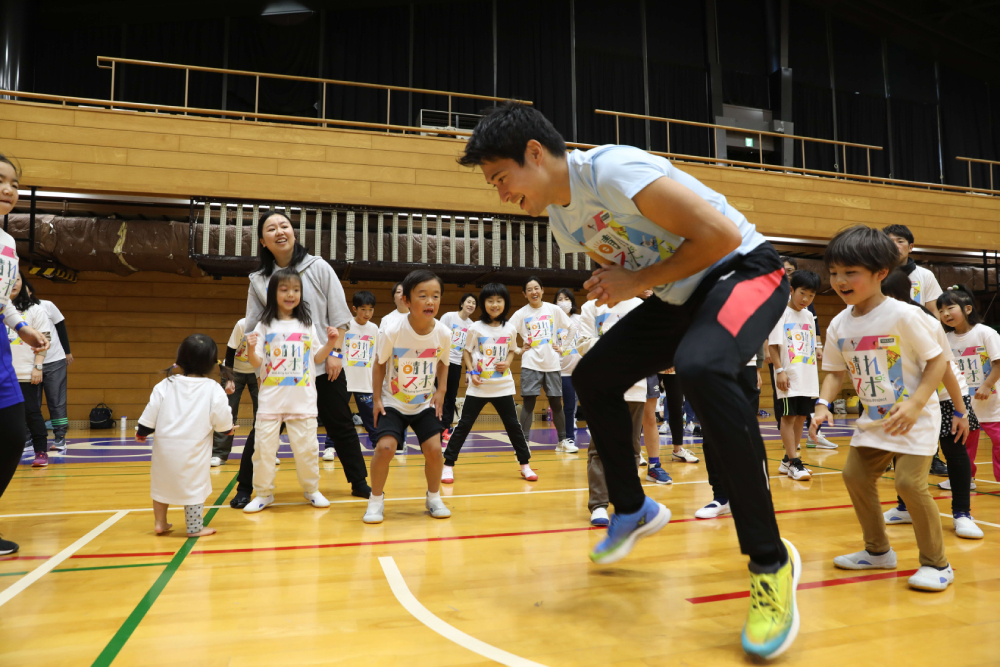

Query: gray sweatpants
[[41, 358, 68, 441], [588, 401, 644, 512]]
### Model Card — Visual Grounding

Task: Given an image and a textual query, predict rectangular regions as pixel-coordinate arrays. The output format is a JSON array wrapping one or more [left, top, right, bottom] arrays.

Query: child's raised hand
[[246, 332, 258, 348], [882, 399, 921, 436], [326, 326, 339, 343]]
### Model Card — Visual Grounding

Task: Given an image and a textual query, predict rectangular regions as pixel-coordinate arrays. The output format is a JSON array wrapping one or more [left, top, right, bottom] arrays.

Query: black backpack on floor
[[89, 403, 114, 430]]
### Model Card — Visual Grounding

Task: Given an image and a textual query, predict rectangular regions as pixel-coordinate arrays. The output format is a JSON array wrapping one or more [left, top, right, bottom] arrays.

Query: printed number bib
[[524, 315, 554, 349], [785, 323, 816, 365], [263, 332, 312, 387], [476, 336, 511, 379], [391, 347, 441, 403], [345, 332, 375, 368], [574, 210, 677, 270], [0, 244, 17, 305], [954, 346, 994, 396], [450, 324, 469, 352], [841, 335, 907, 420]]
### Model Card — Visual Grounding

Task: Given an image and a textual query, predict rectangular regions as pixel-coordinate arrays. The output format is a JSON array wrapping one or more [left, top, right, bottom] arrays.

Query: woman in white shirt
[[8, 272, 52, 467], [439, 292, 478, 441], [554, 288, 582, 453]]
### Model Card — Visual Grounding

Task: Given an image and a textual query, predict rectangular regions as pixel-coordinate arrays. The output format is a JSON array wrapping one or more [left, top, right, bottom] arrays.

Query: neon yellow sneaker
[[741, 538, 801, 660]]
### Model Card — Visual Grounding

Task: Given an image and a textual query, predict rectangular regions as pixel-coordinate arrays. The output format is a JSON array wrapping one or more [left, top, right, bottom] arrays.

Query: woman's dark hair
[[882, 224, 914, 245], [12, 270, 39, 312], [824, 225, 899, 273], [257, 211, 308, 277], [554, 288, 578, 314], [937, 284, 984, 332], [459, 292, 478, 311], [167, 333, 233, 383], [523, 275, 543, 292], [0, 153, 20, 179], [260, 268, 312, 326], [882, 269, 932, 317], [478, 282, 511, 325], [352, 290, 376, 308], [402, 269, 443, 299], [458, 101, 567, 168], [392, 281, 404, 295], [790, 270, 820, 292]]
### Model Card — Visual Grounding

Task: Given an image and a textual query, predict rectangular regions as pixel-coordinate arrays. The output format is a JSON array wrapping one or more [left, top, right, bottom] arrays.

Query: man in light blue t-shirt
[[460, 102, 800, 661]]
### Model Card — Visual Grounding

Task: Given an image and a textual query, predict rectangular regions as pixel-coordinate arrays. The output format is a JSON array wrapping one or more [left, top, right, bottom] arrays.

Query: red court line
[[686, 569, 919, 604]]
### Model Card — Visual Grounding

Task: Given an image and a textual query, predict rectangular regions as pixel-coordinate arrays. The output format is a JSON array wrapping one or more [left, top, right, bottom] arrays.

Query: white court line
[[0, 510, 128, 608], [938, 513, 1000, 529], [379, 556, 546, 667]]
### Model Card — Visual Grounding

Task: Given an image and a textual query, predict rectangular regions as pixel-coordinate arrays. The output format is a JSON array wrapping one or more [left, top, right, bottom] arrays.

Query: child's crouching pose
[[812, 226, 953, 591], [137, 334, 236, 537], [244, 267, 341, 513], [367, 269, 452, 523]]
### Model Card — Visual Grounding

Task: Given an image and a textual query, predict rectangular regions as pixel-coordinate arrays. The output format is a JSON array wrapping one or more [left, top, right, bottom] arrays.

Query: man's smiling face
[[480, 141, 553, 217]]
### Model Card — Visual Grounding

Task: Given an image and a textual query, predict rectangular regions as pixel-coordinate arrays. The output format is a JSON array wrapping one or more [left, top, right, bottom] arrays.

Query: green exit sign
[[745, 137, 754, 148]]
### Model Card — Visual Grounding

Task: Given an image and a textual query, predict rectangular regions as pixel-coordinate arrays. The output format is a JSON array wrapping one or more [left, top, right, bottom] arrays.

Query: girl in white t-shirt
[[938, 284, 1000, 487], [137, 334, 235, 537], [439, 292, 478, 440], [7, 272, 52, 467], [243, 268, 341, 513], [555, 288, 582, 453], [442, 283, 536, 483]]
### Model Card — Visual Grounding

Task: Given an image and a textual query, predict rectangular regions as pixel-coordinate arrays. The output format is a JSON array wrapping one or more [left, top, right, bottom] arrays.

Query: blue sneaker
[[645, 465, 673, 485], [588, 496, 671, 564]]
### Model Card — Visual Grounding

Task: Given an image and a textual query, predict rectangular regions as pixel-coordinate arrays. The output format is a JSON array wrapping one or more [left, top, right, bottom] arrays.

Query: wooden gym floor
[[1, 420, 999, 667]]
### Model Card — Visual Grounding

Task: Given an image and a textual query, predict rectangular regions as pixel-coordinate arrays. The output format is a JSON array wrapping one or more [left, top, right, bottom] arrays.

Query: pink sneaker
[[32, 452, 48, 468], [520, 468, 538, 482]]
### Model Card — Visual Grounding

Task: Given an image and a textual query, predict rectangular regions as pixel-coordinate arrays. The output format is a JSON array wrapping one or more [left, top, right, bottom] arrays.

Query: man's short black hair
[[790, 270, 820, 292], [352, 290, 376, 308], [402, 269, 443, 299], [780, 256, 798, 270], [458, 101, 567, 168], [882, 224, 914, 245], [825, 225, 899, 273]]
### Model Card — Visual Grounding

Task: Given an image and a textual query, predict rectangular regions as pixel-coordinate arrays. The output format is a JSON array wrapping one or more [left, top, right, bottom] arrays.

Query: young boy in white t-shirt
[[328, 291, 379, 461], [367, 270, 452, 524], [768, 270, 821, 481], [812, 225, 953, 592]]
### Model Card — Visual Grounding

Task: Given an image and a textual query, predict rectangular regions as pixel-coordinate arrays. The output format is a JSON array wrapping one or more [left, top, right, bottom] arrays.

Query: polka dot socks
[[185, 504, 204, 534]]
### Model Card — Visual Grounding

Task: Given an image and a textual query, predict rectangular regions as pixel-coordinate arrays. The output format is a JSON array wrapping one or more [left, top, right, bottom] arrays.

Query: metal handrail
[[595, 108, 883, 177], [956, 156, 998, 192], [96, 55, 530, 131]]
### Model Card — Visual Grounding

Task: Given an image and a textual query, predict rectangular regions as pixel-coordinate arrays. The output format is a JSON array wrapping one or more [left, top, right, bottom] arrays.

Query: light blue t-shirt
[[546, 145, 766, 305]]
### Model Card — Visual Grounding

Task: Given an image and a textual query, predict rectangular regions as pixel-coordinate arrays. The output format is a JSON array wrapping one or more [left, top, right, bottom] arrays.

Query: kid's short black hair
[[478, 282, 511, 325], [824, 225, 899, 273], [780, 256, 798, 270], [790, 270, 820, 292], [882, 224, 914, 245], [458, 101, 567, 168], [402, 269, 443, 299], [352, 290, 376, 308], [169, 333, 233, 383]]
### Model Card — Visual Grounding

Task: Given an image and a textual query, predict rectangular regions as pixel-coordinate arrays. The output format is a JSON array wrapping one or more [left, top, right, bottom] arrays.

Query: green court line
[[90, 474, 238, 667], [0, 562, 171, 578]]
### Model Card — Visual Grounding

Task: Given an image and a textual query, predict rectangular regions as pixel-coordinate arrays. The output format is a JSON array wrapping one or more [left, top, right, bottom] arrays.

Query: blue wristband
[[953, 409, 966, 419], [329, 350, 344, 359], [14, 321, 26, 331]]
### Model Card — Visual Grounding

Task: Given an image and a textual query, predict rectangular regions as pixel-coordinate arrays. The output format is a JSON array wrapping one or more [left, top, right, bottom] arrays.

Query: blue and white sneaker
[[645, 465, 673, 484], [589, 496, 671, 564]]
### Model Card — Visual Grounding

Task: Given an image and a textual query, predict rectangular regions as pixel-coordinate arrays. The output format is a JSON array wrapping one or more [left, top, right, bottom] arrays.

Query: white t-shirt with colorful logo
[[465, 320, 517, 398], [947, 323, 1000, 422], [377, 316, 451, 416], [439, 311, 474, 366], [253, 318, 318, 417], [823, 298, 942, 455], [509, 302, 571, 373], [768, 305, 820, 399], [6, 304, 52, 382], [909, 266, 942, 307], [559, 313, 582, 377], [344, 319, 378, 394], [227, 318, 255, 375], [579, 298, 646, 402]]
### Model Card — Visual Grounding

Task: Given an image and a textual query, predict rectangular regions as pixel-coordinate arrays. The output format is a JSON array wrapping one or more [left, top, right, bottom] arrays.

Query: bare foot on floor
[[187, 527, 217, 537], [154, 523, 173, 535]]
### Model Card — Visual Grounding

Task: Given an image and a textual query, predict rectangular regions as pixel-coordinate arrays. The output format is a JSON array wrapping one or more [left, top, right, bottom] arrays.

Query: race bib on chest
[[345, 332, 375, 368], [524, 315, 554, 349], [450, 323, 469, 352], [575, 210, 676, 270], [263, 332, 312, 387], [0, 244, 17, 304], [953, 346, 994, 396], [785, 323, 816, 365], [391, 347, 441, 403], [840, 335, 907, 420], [476, 336, 511, 379]]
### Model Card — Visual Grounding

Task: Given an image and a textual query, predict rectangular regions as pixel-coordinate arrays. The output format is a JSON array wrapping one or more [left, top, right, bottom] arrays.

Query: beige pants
[[253, 417, 320, 497], [843, 446, 947, 568], [588, 402, 644, 512]]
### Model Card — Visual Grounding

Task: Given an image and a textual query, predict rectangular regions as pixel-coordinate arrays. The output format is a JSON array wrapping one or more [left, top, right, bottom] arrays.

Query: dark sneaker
[[352, 482, 372, 499], [929, 455, 948, 476], [0, 537, 18, 556], [229, 491, 252, 509]]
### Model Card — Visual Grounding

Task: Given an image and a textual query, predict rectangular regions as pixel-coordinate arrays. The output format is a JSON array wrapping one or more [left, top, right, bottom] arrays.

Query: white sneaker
[[363, 497, 384, 524], [778, 457, 791, 474], [638, 453, 647, 467], [787, 458, 811, 480], [883, 507, 912, 524], [210, 456, 223, 467], [304, 491, 330, 508], [954, 513, 984, 539], [658, 423, 668, 435], [908, 564, 954, 591], [833, 548, 897, 570], [322, 447, 335, 462], [813, 434, 838, 449], [671, 448, 699, 463], [425, 493, 451, 519], [275, 456, 281, 465], [555, 438, 579, 453], [243, 495, 274, 513], [938, 479, 977, 491], [590, 507, 610, 526], [695, 499, 731, 519]]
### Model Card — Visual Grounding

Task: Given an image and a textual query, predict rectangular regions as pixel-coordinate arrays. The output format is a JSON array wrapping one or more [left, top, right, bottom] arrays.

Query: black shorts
[[776, 395, 815, 419], [373, 407, 444, 447]]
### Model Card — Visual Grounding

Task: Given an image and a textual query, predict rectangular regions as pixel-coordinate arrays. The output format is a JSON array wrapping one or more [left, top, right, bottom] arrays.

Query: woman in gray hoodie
[[229, 212, 372, 508]]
